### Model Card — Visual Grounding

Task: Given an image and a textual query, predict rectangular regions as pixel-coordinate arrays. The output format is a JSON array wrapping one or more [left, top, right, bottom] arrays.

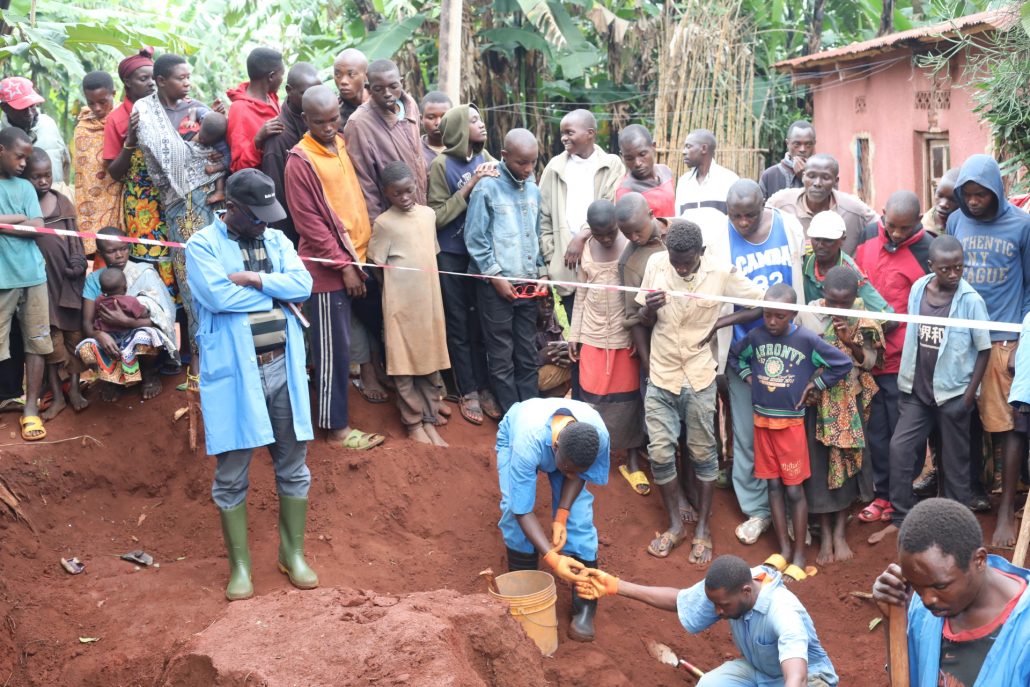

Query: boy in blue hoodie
[[464, 128, 544, 414], [871, 236, 991, 544], [947, 154, 1030, 548], [730, 284, 852, 581]]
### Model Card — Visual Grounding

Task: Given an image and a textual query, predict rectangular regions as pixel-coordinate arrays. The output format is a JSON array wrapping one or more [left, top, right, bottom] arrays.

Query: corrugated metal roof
[[774, 8, 1017, 71]]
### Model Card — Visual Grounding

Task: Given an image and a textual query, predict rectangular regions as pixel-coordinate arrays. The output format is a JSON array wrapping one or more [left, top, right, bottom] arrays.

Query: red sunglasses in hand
[[511, 282, 551, 299]]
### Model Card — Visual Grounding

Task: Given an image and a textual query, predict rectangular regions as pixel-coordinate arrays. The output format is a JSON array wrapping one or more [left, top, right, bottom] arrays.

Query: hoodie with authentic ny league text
[[947, 154, 1030, 339]]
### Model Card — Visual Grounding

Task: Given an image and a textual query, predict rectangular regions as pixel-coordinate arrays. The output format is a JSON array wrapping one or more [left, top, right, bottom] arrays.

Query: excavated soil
[[0, 378, 1004, 685], [158, 587, 549, 686]]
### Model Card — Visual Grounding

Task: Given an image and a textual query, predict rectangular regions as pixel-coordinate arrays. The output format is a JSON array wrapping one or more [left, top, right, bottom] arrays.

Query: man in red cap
[[0, 76, 70, 187]]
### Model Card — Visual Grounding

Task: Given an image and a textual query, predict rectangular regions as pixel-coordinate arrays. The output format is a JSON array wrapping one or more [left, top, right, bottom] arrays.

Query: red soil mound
[[0, 379, 1003, 685], [158, 587, 548, 686]]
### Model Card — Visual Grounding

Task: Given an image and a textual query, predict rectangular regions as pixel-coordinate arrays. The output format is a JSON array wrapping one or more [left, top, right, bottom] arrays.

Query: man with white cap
[[802, 211, 890, 312], [0, 76, 70, 186], [186, 168, 317, 601]]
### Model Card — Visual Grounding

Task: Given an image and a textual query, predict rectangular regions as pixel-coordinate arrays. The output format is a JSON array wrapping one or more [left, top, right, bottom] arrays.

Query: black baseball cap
[[226, 168, 286, 224]]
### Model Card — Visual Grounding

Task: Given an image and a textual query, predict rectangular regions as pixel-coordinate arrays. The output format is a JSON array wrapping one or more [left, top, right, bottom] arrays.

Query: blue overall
[[496, 398, 610, 561]]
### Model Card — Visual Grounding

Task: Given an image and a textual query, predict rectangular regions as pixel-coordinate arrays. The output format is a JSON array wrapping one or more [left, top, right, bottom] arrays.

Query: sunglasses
[[230, 202, 265, 226], [512, 283, 551, 299]]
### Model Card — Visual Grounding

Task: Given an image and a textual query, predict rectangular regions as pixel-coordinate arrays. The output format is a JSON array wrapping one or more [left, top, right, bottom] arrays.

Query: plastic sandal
[[618, 465, 651, 496], [859, 498, 890, 523]]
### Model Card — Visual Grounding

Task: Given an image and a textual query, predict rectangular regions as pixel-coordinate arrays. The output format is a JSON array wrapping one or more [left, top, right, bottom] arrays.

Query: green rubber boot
[[277, 495, 319, 589], [218, 502, 253, 601]]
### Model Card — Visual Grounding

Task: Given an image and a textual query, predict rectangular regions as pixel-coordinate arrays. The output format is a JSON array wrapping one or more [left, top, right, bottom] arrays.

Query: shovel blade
[[644, 639, 680, 667]]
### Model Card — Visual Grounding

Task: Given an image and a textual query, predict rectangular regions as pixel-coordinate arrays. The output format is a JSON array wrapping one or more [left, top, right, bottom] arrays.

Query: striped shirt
[[228, 227, 288, 353]]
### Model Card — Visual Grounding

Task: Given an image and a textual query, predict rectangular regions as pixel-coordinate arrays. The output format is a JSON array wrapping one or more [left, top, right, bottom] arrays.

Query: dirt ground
[[0, 378, 1005, 685]]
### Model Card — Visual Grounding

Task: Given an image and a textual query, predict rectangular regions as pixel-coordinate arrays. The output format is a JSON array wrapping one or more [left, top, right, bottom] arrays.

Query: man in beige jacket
[[539, 109, 624, 315]]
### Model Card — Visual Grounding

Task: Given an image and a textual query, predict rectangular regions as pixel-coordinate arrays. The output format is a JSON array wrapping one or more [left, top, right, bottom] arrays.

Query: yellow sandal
[[618, 465, 651, 496]]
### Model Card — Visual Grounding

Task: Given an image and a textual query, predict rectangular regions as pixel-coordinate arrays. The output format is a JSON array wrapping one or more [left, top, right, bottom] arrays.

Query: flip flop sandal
[[647, 530, 684, 558], [859, 498, 890, 523], [350, 378, 388, 404], [688, 538, 713, 565], [783, 564, 818, 582], [19, 415, 46, 441], [880, 506, 895, 522], [763, 553, 789, 572], [459, 396, 484, 426], [336, 429, 386, 451], [0, 397, 25, 413], [479, 393, 502, 421], [618, 465, 651, 496]]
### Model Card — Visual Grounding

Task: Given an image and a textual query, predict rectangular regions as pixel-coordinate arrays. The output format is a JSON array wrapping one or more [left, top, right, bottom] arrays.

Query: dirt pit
[[0, 379, 1005, 685], [159, 587, 547, 686]]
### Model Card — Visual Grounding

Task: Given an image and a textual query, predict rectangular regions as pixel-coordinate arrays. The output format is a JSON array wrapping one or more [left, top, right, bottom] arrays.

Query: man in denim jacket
[[465, 128, 545, 413]]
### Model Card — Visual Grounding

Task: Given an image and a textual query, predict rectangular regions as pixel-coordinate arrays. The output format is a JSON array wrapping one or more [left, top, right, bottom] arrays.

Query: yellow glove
[[575, 568, 620, 600], [551, 507, 570, 550], [543, 550, 588, 583]]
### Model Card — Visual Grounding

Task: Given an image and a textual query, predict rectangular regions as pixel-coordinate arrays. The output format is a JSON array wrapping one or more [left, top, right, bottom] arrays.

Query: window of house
[[924, 136, 951, 209], [854, 136, 872, 205]]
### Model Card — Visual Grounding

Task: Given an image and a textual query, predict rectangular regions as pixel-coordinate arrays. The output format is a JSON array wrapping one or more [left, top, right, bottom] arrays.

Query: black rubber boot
[[506, 547, 539, 572], [568, 558, 597, 642]]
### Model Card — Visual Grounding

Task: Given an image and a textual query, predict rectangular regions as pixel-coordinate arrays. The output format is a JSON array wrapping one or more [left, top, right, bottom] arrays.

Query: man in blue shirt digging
[[576, 554, 838, 686]]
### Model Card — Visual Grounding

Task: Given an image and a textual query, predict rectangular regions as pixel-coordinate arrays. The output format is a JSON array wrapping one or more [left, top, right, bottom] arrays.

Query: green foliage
[[0, 0, 1004, 168]]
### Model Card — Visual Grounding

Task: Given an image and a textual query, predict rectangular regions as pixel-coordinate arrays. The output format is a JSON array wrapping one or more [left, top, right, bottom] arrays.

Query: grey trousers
[[728, 373, 770, 520], [211, 354, 311, 509]]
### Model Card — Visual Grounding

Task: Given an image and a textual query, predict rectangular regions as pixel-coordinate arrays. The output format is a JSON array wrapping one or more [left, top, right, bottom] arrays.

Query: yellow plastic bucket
[[489, 570, 559, 656]]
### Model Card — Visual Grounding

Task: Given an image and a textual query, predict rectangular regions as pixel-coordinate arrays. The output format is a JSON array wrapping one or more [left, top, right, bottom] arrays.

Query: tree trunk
[[878, 0, 895, 37], [438, 0, 463, 102], [806, 0, 825, 56], [354, 0, 381, 32]]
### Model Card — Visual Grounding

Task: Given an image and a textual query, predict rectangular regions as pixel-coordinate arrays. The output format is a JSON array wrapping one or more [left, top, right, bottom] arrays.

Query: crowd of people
[[0, 42, 1029, 686]]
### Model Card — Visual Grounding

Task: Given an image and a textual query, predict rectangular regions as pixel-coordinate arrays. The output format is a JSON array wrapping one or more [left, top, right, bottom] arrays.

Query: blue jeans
[[211, 354, 311, 509], [698, 659, 833, 687], [644, 381, 719, 485], [728, 373, 770, 520]]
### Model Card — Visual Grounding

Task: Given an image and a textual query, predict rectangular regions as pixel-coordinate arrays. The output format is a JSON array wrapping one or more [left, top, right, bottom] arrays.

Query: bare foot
[[833, 534, 854, 562], [992, 515, 1017, 548], [68, 387, 89, 412], [816, 536, 835, 566], [41, 395, 67, 420], [868, 523, 898, 545], [680, 503, 697, 524], [100, 381, 122, 403], [423, 423, 448, 447], [434, 408, 449, 426], [408, 425, 432, 444], [141, 375, 162, 401]]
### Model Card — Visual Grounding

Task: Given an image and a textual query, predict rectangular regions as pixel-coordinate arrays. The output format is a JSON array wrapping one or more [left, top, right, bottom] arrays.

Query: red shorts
[[753, 417, 810, 487]]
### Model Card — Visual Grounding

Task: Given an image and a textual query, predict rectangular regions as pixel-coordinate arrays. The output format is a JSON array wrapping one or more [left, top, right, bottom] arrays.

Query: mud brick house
[[774, 9, 1016, 211]]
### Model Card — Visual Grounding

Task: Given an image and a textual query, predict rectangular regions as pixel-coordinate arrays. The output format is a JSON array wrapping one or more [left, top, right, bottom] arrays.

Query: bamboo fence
[[653, 0, 764, 180]]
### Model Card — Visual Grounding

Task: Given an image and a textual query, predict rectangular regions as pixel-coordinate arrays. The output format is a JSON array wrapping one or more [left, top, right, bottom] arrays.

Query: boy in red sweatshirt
[[226, 47, 284, 172]]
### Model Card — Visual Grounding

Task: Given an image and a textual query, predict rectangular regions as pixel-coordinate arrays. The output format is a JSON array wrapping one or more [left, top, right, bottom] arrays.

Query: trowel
[[644, 639, 705, 679]]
